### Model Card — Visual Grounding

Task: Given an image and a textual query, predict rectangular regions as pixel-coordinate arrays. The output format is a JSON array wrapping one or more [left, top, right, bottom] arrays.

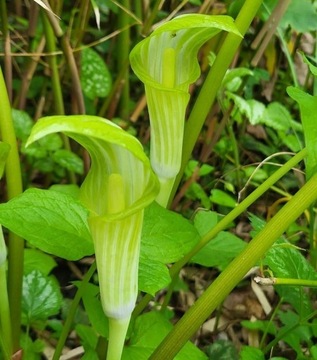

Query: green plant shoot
[[130, 14, 241, 206], [26, 115, 159, 360]]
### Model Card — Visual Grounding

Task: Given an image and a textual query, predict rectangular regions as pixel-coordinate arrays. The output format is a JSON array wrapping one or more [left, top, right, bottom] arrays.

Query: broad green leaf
[[79, 282, 109, 338], [122, 311, 207, 360], [226, 92, 250, 120], [80, 47, 112, 100], [287, 86, 317, 179], [263, 102, 302, 132], [240, 346, 265, 360], [24, 249, 57, 276], [141, 202, 200, 263], [278, 310, 313, 356], [301, 52, 317, 77], [279, 131, 302, 152], [192, 210, 246, 270], [12, 108, 34, 141], [264, 239, 316, 317], [49, 184, 80, 198], [22, 269, 63, 325], [76, 325, 103, 360], [209, 189, 237, 208], [205, 340, 239, 360], [76, 324, 99, 355], [36, 133, 63, 151], [280, 0, 317, 33], [184, 160, 214, 178], [139, 202, 200, 294], [221, 67, 253, 92], [52, 149, 84, 174], [138, 259, 170, 296], [187, 182, 211, 209], [20, 333, 44, 360], [247, 99, 266, 125], [241, 319, 277, 336], [250, 214, 317, 317], [0, 188, 93, 260]]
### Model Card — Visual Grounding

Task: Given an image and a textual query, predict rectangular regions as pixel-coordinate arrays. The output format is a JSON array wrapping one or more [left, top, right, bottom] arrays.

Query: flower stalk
[[26, 115, 159, 360], [130, 14, 241, 207]]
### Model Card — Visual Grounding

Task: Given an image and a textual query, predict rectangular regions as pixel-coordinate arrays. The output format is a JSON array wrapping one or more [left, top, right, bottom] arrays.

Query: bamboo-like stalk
[[150, 170, 317, 359], [0, 69, 24, 353]]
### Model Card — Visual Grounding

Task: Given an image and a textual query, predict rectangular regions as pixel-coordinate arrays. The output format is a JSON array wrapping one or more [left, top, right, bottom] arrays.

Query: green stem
[[107, 317, 130, 360], [41, 11, 76, 184], [52, 262, 96, 360], [42, 0, 85, 113], [71, 0, 91, 48], [142, 0, 163, 35], [169, 0, 264, 205], [276, 26, 298, 87], [156, 177, 176, 208], [272, 277, 317, 287], [227, 122, 241, 189], [0, 268, 12, 360], [41, 11, 65, 115], [259, 296, 283, 349], [0, 228, 12, 359], [150, 170, 317, 359], [0, 68, 24, 353], [116, 0, 130, 120], [133, 0, 143, 36], [133, 149, 307, 319]]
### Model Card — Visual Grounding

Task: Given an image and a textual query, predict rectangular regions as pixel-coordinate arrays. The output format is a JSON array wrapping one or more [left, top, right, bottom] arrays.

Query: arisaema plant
[[130, 14, 241, 207], [26, 115, 159, 360]]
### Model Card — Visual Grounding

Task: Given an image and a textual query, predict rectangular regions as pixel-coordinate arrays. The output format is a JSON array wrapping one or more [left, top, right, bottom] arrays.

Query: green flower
[[130, 14, 241, 206], [26, 115, 159, 359]]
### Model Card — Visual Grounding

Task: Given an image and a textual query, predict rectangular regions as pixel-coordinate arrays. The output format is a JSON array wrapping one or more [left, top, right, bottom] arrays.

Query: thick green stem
[[150, 170, 317, 359], [0, 68, 24, 353], [133, 149, 307, 318], [156, 177, 175, 208], [0, 227, 12, 359], [116, 0, 130, 120], [107, 317, 130, 360], [169, 0, 264, 205]]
